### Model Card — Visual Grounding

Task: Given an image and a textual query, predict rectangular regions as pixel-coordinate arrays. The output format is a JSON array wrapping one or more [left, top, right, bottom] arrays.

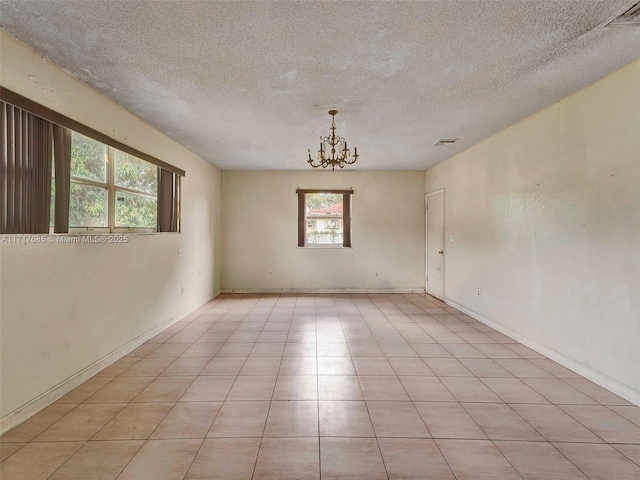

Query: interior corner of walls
[[444, 297, 640, 407]]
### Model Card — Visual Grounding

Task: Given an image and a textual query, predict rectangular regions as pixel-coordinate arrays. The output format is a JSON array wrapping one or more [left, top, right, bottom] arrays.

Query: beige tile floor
[[2, 293, 640, 479]]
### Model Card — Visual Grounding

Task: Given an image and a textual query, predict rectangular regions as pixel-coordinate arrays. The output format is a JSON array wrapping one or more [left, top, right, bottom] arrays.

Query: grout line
[[404, 294, 461, 479], [38, 440, 88, 480], [179, 437, 206, 480], [250, 293, 279, 480], [314, 294, 322, 480], [353, 296, 391, 479]]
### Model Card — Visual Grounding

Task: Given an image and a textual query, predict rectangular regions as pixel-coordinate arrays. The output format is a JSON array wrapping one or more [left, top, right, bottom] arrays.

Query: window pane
[[305, 193, 343, 246], [114, 150, 158, 194], [115, 189, 157, 228], [71, 132, 107, 182], [69, 182, 108, 227]]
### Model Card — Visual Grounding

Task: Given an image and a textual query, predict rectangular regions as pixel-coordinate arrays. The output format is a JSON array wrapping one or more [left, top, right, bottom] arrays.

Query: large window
[[69, 132, 158, 231], [297, 189, 352, 247], [0, 88, 185, 234], [1, 90, 184, 235]]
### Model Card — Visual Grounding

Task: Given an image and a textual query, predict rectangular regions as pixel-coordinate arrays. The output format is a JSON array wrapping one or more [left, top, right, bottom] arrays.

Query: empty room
[[1, 1, 639, 479]]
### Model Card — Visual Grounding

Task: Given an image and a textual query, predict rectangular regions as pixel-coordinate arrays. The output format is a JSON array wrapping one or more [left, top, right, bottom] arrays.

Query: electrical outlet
[[177, 248, 182, 257], [476, 289, 480, 297], [181, 286, 185, 295], [374, 271, 379, 278], [269, 271, 273, 276]]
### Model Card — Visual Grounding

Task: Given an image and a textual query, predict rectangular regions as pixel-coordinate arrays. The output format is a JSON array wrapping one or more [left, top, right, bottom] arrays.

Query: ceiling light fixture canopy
[[307, 110, 358, 171]]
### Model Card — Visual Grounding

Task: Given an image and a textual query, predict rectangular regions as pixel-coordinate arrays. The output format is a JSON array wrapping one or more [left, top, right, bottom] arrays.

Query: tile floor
[[2, 293, 640, 479]]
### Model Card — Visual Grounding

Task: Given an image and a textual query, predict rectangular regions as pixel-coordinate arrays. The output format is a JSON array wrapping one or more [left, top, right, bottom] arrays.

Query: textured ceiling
[[1, 0, 639, 170]]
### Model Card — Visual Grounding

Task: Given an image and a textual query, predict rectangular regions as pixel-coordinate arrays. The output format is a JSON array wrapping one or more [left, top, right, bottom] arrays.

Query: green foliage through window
[[71, 133, 106, 182], [306, 193, 341, 211], [65, 132, 158, 230], [115, 190, 157, 228], [70, 182, 108, 227], [115, 150, 157, 194]]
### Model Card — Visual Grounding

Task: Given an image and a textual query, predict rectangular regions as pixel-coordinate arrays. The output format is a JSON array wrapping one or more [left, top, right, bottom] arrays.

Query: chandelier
[[307, 110, 359, 171]]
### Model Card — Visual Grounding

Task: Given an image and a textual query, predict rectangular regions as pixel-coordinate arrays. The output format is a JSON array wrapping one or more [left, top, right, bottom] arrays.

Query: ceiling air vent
[[433, 139, 457, 147], [602, 1, 640, 28]]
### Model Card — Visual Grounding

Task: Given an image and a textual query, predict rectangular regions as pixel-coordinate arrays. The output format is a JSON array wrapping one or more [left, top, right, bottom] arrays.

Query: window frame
[[68, 134, 159, 233], [1, 88, 184, 235], [296, 189, 353, 248]]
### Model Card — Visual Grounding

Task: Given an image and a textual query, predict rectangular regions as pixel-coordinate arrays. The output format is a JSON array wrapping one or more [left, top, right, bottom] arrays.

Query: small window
[[297, 189, 352, 247]]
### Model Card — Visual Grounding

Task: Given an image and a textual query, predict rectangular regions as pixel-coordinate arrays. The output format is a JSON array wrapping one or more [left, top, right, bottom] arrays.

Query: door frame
[[425, 188, 445, 300]]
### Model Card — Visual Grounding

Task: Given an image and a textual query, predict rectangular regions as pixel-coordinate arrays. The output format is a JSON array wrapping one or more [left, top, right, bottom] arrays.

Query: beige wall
[[0, 32, 222, 419], [426, 59, 640, 403], [222, 171, 425, 292], [2, 26, 638, 423]]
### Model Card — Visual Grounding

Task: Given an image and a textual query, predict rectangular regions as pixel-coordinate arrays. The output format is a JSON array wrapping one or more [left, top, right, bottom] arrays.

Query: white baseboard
[[445, 298, 640, 407], [221, 288, 425, 294], [0, 292, 219, 435]]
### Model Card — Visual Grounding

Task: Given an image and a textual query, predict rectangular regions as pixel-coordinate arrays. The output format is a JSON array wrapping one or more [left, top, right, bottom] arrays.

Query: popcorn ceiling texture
[[1, 0, 639, 170]]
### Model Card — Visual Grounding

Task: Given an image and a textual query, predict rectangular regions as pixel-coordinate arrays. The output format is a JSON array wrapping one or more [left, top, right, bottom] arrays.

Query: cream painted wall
[[222, 171, 425, 292], [0, 32, 222, 419], [426, 60, 640, 402]]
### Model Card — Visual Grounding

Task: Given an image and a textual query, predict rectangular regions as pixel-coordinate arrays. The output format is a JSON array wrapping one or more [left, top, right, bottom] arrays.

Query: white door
[[426, 190, 445, 300]]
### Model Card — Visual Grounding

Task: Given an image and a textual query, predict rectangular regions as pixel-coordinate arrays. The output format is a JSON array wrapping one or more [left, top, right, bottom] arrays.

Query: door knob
[[438, 250, 444, 254]]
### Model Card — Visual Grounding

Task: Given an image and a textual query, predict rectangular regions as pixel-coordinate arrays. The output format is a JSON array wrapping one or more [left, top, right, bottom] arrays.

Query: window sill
[[52, 231, 181, 236], [297, 245, 353, 249]]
